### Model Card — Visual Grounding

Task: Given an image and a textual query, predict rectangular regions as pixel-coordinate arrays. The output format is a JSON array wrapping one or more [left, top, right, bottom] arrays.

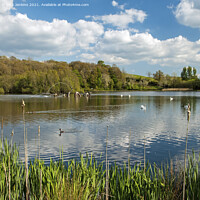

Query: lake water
[[1, 91, 200, 168]]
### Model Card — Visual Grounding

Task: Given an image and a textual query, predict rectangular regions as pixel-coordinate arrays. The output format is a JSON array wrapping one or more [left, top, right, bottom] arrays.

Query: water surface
[[1, 91, 200, 167]]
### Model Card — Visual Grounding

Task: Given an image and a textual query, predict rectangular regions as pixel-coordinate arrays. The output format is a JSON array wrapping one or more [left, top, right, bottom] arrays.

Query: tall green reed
[[183, 105, 191, 200], [106, 125, 109, 200], [1, 117, 3, 148], [1, 137, 200, 200]]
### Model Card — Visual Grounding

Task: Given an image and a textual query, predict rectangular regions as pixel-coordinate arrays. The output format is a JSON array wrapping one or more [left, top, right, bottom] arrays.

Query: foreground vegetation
[[1, 56, 200, 94], [1, 139, 200, 200]]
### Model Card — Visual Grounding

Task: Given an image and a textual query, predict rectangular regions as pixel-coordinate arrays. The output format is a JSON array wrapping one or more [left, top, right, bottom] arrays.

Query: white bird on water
[[184, 105, 189, 109], [184, 103, 190, 110], [141, 104, 146, 110], [170, 97, 173, 101], [128, 95, 131, 98], [121, 94, 123, 97]]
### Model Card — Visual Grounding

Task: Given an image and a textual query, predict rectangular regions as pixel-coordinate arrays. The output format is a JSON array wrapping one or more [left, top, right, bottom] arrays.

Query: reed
[[144, 135, 146, 172], [25, 128, 29, 199], [8, 154, 11, 200], [1, 138, 200, 199], [105, 125, 109, 200], [128, 128, 131, 179], [183, 106, 190, 200], [38, 125, 43, 200], [1, 117, 3, 148]]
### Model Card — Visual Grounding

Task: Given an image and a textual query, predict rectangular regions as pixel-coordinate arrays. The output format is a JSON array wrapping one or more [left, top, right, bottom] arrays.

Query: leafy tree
[[181, 66, 197, 80], [97, 60, 105, 66], [193, 67, 197, 78], [97, 67, 102, 88], [153, 70, 164, 81], [187, 66, 192, 79], [181, 67, 187, 80]]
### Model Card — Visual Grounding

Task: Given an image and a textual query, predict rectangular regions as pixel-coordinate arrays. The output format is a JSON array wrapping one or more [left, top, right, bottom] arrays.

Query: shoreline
[[162, 88, 193, 91]]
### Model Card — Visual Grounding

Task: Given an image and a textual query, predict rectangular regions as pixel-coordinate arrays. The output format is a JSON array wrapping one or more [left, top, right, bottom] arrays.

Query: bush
[[0, 87, 4, 94]]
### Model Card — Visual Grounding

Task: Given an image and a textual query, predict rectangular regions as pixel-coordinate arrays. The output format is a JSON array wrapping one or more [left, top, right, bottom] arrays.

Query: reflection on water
[[1, 91, 200, 167]]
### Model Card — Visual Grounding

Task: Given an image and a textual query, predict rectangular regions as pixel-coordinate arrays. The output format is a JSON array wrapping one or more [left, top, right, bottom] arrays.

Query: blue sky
[[0, 0, 200, 76]]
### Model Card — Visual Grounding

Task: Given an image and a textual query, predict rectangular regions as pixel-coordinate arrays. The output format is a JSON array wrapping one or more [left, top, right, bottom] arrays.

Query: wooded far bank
[[0, 56, 200, 94]]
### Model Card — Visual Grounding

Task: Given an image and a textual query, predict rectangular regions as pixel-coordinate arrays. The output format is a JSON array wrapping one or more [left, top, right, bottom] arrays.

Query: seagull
[[170, 97, 173, 101], [141, 105, 146, 110]]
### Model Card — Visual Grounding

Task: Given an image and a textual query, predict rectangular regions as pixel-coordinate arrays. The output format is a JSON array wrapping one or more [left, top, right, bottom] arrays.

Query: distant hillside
[[0, 56, 160, 94]]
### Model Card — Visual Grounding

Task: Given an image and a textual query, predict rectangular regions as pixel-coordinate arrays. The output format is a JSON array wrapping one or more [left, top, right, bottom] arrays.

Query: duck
[[11, 129, 14, 136], [26, 111, 34, 114], [21, 99, 25, 107], [141, 104, 146, 110], [59, 128, 64, 136]]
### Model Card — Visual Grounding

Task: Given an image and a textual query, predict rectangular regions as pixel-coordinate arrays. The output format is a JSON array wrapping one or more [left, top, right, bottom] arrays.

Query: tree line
[[151, 66, 200, 89], [0, 57, 127, 94], [0, 56, 199, 94]]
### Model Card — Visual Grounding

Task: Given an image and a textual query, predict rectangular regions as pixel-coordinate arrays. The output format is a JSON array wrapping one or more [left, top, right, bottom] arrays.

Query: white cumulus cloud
[[0, 13, 76, 57], [112, 1, 118, 7], [112, 0, 125, 10], [92, 8, 147, 28], [0, 0, 14, 14], [0, 0, 200, 70], [74, 20, 104, 49], [174, 0, 200, 28], [81, 30, 200, 67], [0, 13, 103, 58]]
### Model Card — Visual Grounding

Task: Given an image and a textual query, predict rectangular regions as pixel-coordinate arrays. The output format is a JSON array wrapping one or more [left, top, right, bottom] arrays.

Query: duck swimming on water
[[59, 128, 64, 136], [21, 99, 25, 107], [141, 104, 146, 110], [11, 129, 14, 136]]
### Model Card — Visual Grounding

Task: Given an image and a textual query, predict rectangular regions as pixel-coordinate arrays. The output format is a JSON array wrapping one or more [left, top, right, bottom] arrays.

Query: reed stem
[[38, 125, 40, 160], [40, 169, 42, 200], [1, 117, 3, 148], [128, 128, 131, 179], [183, 109, 190, 200], [144, 135, 146, 172], [8, 154, 11, 200], [106, 125, 109, 200], [25, 128, 29, 199], [38, 125, 42, 199]]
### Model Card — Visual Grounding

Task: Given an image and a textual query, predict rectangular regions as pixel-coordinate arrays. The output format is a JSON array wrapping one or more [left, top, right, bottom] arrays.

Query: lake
[[1, 91, 200, 168]]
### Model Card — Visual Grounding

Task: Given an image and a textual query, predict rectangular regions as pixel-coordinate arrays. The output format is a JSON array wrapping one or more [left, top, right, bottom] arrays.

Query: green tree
[[97, 67, 102, 89], [181, 66, 197, 80], [97, 60, 105, 66], [181, 67, 187, 80], [193, 67, 197, 78], [187, 66, 192, 79]]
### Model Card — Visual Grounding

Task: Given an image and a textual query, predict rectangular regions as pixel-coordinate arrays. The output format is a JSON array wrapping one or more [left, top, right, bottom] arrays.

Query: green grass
[[1, 139, 200, 199]]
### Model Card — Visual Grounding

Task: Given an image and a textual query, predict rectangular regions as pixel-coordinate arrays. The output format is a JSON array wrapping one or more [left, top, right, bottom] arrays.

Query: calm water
[[1, 91, 200, 167]]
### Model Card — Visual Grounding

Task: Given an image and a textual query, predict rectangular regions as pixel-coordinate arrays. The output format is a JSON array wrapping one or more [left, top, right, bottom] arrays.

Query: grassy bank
[[1, 139, 200, 200]]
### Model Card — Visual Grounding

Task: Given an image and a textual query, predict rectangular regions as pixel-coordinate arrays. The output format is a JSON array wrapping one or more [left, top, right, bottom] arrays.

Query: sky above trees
[[0, 0, 200, 76]]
